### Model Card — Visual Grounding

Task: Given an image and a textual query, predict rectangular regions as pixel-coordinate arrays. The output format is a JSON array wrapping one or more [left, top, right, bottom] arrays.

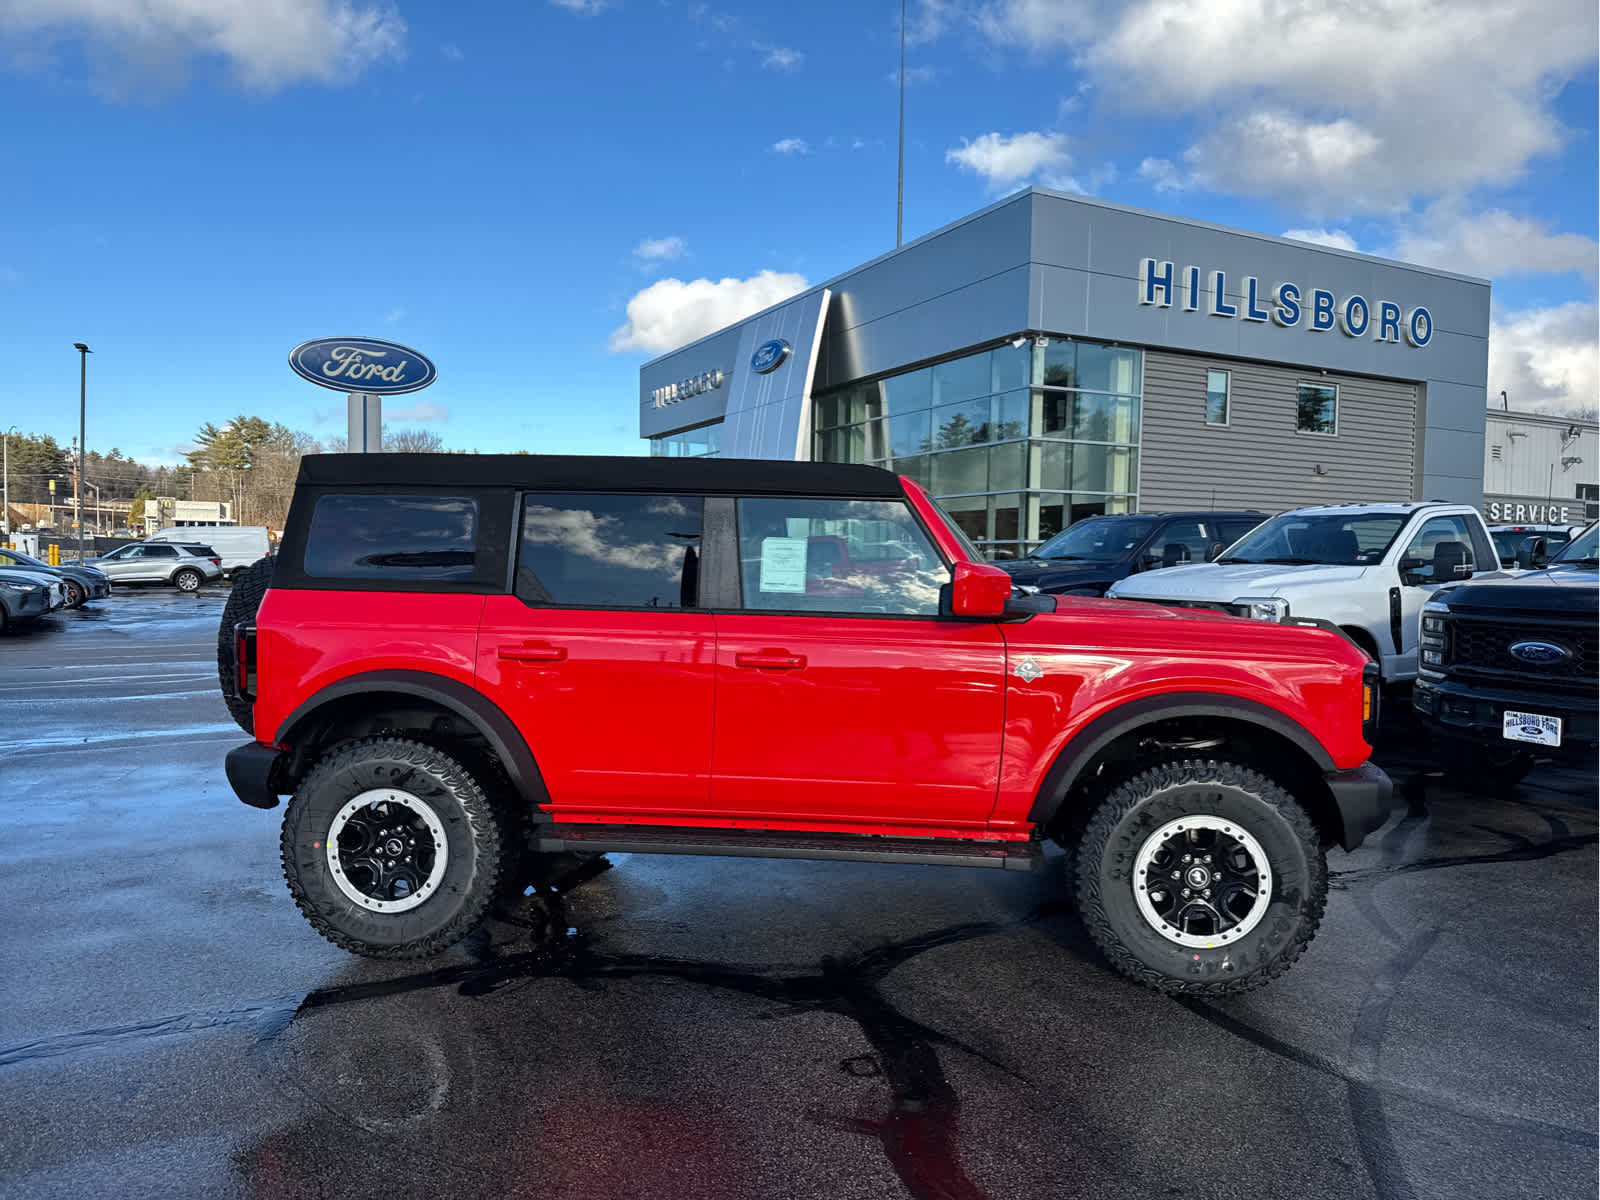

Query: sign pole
[[347, 392, 381, 453]]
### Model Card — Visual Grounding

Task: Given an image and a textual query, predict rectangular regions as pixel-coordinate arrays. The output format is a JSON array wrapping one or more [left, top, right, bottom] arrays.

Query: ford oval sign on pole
[[288, 337, 438, 395], [751, 338, 791, 374]]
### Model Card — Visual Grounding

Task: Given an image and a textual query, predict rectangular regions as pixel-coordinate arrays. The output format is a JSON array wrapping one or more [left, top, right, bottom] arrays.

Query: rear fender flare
[[1027, 692, 1336, 828], [275, 669, 551, 808]]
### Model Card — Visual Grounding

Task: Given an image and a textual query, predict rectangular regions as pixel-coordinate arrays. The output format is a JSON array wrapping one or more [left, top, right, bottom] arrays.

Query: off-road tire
[[281, 737, 505, 959], [1074, 758, 1327, 996], [217, 556, 274, 734], [173, 567, 203, 592], [62, 578, 85, 608]]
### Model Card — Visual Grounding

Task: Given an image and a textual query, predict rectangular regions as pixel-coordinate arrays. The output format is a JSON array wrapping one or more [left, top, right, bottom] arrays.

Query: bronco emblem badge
[[1015, 657, 1043, 682]]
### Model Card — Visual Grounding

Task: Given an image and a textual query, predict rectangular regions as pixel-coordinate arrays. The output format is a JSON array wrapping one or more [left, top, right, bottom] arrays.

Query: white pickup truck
[[1108, 502, 1499, 683]]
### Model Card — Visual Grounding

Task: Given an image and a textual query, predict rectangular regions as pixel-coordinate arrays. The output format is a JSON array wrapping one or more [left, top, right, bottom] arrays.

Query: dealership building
[[639, 188, 1493, 559]]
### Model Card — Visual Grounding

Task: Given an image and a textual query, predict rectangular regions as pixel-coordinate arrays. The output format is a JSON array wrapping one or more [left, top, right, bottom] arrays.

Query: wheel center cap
[[383, 837, 405, 857], [1185, 866, 1212, 888]]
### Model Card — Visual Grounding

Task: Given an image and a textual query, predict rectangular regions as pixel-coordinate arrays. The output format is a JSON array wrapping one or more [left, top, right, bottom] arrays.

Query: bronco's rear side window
[[516, 493, 703, 608], [304, 494, 479, 581]]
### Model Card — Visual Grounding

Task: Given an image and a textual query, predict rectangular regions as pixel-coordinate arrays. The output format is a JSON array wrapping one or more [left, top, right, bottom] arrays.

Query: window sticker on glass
[[759, 537, 809, 593]]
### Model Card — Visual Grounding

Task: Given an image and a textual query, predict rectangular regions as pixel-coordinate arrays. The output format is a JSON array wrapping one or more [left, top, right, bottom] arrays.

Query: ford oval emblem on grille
[[1508, 640, 1571, 665]]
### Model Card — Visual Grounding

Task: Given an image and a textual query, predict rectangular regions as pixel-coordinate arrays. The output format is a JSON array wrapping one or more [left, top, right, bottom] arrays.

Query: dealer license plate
[[1503, 710, 1562, 747]]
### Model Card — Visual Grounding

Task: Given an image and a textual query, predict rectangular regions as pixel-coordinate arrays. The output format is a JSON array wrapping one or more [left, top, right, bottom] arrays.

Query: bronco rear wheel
[[1074, 758, 1326, 996], [282, 738, 505, 959]]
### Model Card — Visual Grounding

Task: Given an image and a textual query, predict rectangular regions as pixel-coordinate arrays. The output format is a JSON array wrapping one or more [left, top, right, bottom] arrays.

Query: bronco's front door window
[[516, 493, 703, 608], [734, 497, 949, 615]]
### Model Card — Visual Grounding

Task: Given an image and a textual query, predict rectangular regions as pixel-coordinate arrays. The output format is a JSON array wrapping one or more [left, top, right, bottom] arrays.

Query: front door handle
[[734, 650, 806, 670], [499, 642, 568, 663]]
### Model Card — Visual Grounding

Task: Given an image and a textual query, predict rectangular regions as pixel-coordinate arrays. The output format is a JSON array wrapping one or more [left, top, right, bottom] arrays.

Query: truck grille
[[1446, 615, 1597, 688]]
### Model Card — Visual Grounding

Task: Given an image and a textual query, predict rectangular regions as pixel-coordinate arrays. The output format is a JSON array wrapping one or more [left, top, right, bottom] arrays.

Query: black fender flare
[[275, 669, 551, 809], [1027, 692, 1336, 827]]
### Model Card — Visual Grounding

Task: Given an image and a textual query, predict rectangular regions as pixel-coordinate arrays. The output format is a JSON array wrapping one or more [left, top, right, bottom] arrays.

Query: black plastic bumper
[[1326, 761, 1394, 851], [226, 741, 284, 810], [1413, 678, 1597, 759]]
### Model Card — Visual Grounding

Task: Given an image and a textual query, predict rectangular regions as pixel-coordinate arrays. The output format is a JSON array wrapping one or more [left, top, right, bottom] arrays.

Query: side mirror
[[1515, 536, 1549, 570], [1206, 542, 1227, 562], [949, 561, 1013, 618]]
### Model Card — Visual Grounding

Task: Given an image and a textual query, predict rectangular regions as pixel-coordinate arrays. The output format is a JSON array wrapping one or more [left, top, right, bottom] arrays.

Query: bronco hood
[[1109, 562, 1370, 602]]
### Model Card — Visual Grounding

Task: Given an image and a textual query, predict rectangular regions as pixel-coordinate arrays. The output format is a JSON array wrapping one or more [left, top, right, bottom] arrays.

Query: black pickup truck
[[1413, 522, 1598, 786]]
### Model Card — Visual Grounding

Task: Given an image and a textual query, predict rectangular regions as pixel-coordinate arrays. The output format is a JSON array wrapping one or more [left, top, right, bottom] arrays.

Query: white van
[[147, 525, 271, 579]]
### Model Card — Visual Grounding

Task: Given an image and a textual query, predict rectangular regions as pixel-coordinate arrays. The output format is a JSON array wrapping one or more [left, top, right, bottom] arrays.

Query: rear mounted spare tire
[[217, 555, 274, 734]]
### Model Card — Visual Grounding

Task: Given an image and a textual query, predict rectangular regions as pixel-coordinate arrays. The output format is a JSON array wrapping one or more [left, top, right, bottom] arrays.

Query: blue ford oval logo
[[289, 336, 438, 395], [1508, 640, 1571, 665], [751, 338, 791, 374]]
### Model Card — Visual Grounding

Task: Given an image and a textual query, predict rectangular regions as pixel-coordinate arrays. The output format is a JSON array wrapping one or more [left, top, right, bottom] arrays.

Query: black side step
[[535, 825, 1044, 872]]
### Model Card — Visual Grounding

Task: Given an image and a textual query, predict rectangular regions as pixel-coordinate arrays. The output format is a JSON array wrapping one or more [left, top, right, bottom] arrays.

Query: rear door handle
[[499, 642, 568, 663], [734, 650, 806, 670]]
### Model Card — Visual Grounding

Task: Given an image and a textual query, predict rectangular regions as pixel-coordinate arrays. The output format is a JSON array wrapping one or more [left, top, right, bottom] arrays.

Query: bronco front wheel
[[282, 738, 505, 958], [1074, 758, 1327, 996]]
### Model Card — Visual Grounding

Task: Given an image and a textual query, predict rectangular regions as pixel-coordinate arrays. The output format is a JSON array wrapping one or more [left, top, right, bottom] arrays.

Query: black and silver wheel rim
[[1132, 815, 1272, 948], [326, 789, 450, 914], [65, 581, 83, 606]]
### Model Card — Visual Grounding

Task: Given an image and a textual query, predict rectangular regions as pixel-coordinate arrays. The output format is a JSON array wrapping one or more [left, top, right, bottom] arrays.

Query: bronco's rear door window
[[303, 494, 479, 581], [516, 493, 703, 608]]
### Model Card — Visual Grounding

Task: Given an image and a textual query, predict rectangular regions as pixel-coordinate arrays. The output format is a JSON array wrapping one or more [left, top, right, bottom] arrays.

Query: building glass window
[[650, 423, 722, 458], [1578, 483, 1598, 521], [1206, 369, 1229, 426], [1296, 382, 1338, 436], [811, 337, 1142, 559]]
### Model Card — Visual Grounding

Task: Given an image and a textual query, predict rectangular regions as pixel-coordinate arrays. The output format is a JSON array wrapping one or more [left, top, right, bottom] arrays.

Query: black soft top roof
[[297, 453, 905, 498]]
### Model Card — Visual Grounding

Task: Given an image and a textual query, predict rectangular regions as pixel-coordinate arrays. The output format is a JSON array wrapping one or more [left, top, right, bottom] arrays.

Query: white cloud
[[906, 0, 955, 45], [771, 137, 810, 155], [633, 235, 687, 264], [382, 305, 407, 322], [0, 0, 406, 91], [1136, 156, 1188, 192], [974, 0, 1596, 213], [1489, 302, 1599, 415], [1281, 228, 1360, 253], [549, 0, 608, 14], [385, 400, 449, 422], [761, 45, 802, 70], [946, 130, 1071, 191], [1392, 207, 1598, 281], [609, 270, 810, 354], [888, 65, 937, 85], [439, 42, 463, 62]]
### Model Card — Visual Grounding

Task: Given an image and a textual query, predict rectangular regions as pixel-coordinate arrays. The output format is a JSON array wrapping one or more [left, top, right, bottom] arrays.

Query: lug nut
[[1182, 854, 1193, 863], [1182, 888, 1192, 897], [1171, 871, 1181, 880], [1202, 889, 1212, 898]]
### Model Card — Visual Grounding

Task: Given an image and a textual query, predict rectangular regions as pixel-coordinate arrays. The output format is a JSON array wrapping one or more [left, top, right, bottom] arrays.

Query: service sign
[[289, 336, 438, 394]]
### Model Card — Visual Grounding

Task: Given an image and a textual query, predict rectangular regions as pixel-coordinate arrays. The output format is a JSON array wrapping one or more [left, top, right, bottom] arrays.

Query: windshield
[[1031, 516, 1159, 561], [1491, 527, 1572, 561], [1219, 511, 1407, 566], [1551, 523, 1598, 564]]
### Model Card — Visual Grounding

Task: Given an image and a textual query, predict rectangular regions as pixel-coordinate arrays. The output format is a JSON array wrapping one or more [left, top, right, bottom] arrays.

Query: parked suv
[[0, 564, 63, 630], [81, 541, 222, 591], [1108, 502, 1499, 684], [998, 511, 1266, 596], [0, 547, 111, 608], [221, 454, 1391, 995], [1413, 522, 1597, 786]]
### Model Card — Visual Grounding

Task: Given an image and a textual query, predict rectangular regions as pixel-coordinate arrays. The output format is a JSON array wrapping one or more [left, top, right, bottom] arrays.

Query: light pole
[[2, 425, 17, 542], [73, 343, 91, 564]]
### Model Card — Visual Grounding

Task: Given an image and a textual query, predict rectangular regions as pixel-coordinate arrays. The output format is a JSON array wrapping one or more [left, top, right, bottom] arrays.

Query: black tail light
[[234, 622, 256, 702]]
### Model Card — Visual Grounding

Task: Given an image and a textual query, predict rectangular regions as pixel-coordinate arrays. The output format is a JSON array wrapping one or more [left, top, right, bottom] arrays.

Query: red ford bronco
[[221, 454, 1390, 995]]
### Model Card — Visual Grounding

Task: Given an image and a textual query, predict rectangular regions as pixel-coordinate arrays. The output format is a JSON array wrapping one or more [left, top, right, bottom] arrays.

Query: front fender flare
[[1026, 691, 1336, 828]]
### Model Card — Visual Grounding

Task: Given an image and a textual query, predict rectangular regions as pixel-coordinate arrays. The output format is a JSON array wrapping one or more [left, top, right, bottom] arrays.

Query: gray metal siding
[[1139, 351, 1418, 512]]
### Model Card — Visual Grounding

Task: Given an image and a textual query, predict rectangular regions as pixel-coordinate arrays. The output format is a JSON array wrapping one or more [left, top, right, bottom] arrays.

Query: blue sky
[[1, 0, 1595, 466]]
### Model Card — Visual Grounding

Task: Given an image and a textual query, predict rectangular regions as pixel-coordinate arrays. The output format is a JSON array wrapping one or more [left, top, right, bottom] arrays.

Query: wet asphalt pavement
[[0, 590, 1595, 1200]]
